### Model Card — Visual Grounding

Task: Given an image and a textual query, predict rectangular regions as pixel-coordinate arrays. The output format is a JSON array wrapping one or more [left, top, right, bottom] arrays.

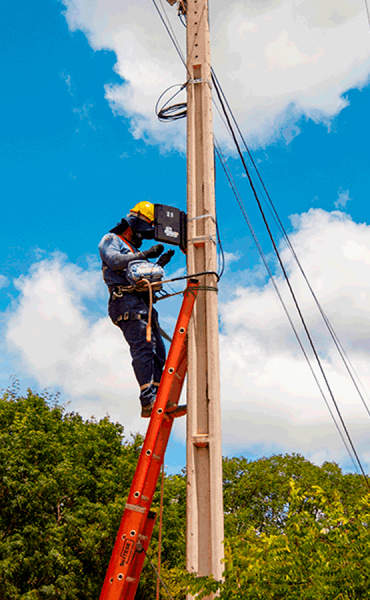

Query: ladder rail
[[122, 511, 157, 600], [99, 280, 199, 600]]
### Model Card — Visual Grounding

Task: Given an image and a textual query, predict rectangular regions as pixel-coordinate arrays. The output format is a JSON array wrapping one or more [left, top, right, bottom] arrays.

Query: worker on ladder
[[99, 201, 185, 418]]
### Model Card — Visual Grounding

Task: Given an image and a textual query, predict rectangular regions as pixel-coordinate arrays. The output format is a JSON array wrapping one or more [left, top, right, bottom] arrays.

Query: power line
[[151, 0, 188, 73], [364, 0, 370, 33], [214, 138, 360, 474], [212, 73, 370, 488], [211, 67, 370, 422], [153, 3, 370, 422], [151, 0, 370, 483], [155, 82, 187, 122]]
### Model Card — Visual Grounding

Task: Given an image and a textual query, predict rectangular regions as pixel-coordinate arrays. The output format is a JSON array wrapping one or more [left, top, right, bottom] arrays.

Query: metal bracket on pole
[[188, 78, 212, 88], [188, 214, 216, 224], [188, 234, 217, 247], [192, 434, 209, 448]]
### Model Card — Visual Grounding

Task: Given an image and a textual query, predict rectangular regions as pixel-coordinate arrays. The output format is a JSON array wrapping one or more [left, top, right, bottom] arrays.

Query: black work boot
[[141, 400, 155, 418], [141, 400, 187, 419]]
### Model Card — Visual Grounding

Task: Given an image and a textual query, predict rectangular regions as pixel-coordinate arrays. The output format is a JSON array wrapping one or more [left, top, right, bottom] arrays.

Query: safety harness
[[110, 279, 157, 343], [110, 270, 220, 343]]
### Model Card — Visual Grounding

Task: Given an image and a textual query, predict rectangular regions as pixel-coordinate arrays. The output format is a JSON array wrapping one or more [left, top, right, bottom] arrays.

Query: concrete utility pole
[[185, 0, 224, 595]]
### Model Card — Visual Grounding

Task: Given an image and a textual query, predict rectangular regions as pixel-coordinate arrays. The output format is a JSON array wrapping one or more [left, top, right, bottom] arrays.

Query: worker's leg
[[108, 296, 166, 407], [119, 316, 164, 407]]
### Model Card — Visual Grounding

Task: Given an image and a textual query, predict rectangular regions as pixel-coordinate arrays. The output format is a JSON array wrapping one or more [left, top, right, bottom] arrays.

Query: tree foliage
[[183, 483, 370, 599], [0, 389, 369, 600], [0, 389, 141, 599], [222, 453, 366, 536], [182, 456, 370, 600]]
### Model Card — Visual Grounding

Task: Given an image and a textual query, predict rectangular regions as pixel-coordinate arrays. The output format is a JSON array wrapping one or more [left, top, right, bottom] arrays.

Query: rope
[[156, 464, 165, 600], [137, 544, 175, 600], [120, 274, 217, 343], [112, 270, 219, 301], [141, 278, 153, 343]]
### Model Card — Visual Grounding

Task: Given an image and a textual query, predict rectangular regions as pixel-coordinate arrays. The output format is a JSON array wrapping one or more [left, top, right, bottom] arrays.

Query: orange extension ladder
[[99, 278, 199, 600]]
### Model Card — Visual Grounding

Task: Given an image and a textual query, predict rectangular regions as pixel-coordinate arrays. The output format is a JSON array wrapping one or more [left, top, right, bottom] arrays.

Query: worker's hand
[[141, 244, 164, 259], [156, 249, 175, 268]]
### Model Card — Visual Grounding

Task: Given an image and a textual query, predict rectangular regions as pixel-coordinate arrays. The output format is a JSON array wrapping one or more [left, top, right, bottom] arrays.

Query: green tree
[[0, 389, 142, 600], [182, 479, 370, 599], [1, 387, 369, 600], [222, 453, 366, 537]]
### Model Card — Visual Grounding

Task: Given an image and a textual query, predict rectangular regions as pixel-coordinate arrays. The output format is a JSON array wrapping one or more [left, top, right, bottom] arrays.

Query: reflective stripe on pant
[[117, 316, 166, 407]]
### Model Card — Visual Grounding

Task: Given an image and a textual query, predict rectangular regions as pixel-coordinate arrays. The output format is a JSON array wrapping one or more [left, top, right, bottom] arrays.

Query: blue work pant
[[109, 297, 166, 406]]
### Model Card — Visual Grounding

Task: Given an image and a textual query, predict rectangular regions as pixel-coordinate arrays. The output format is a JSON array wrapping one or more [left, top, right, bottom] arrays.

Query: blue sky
[[2, 0, 370, 474]]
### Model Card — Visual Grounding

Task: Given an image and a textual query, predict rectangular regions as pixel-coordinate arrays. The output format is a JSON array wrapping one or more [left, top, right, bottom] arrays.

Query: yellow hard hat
[[129, 201, 155, 224]]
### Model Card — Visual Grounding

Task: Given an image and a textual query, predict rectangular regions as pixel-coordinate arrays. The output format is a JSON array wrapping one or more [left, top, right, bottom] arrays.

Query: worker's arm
[[99, 234, 163, 271]]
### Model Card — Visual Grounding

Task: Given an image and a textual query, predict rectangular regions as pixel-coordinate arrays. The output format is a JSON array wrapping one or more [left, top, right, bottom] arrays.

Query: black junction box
[[154, 204, 187, 252]]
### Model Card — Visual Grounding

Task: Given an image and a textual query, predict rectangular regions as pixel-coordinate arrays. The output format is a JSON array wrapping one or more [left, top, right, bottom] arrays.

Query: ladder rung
[[125, 503, 145, 514], [99, 280, 199, 600]]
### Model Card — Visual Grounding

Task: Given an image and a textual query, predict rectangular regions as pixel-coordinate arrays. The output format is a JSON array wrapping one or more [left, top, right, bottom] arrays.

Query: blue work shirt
[[99, 233, 165, 405], [99, 232, 153, 313], [98, 232, 144, 288]]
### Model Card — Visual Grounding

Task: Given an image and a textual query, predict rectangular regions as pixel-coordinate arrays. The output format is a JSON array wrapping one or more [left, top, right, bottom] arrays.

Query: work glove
[[156, 249, 175, 268], [141, 244, 164, 260]]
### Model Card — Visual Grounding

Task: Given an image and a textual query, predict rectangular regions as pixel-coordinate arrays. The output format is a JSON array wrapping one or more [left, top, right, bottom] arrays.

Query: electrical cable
[[216, 218, 225, 279], [212, 71, 370, 425], [179, 10, 187, 27], [364, 0, 370, 33], [158, 0, 186, 64], [152, 0, 225, 277], [151, 0, 189, 75], [212, 74, 370, 487], [213, 145, 226, 279], [214, 139, 360, 474], [152, 0, 369, 480], [211, 67, 370, 421], [151, 0, 188, 122], [155, 83, 187, 122]]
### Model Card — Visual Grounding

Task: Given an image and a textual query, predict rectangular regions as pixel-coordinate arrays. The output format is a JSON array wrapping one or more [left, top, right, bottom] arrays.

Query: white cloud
[[60, 71, 74, 95], [61, 0, 370, 148], [73, 101, 97, 129], [4, 210, 370, 469], [265, 30, 320, 70], [0, 275, 9, 290], [223, 250, 242, 268], [219, 208, 370, 469], [335, 187, 351, 209], [5, 254, 147, 433]]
